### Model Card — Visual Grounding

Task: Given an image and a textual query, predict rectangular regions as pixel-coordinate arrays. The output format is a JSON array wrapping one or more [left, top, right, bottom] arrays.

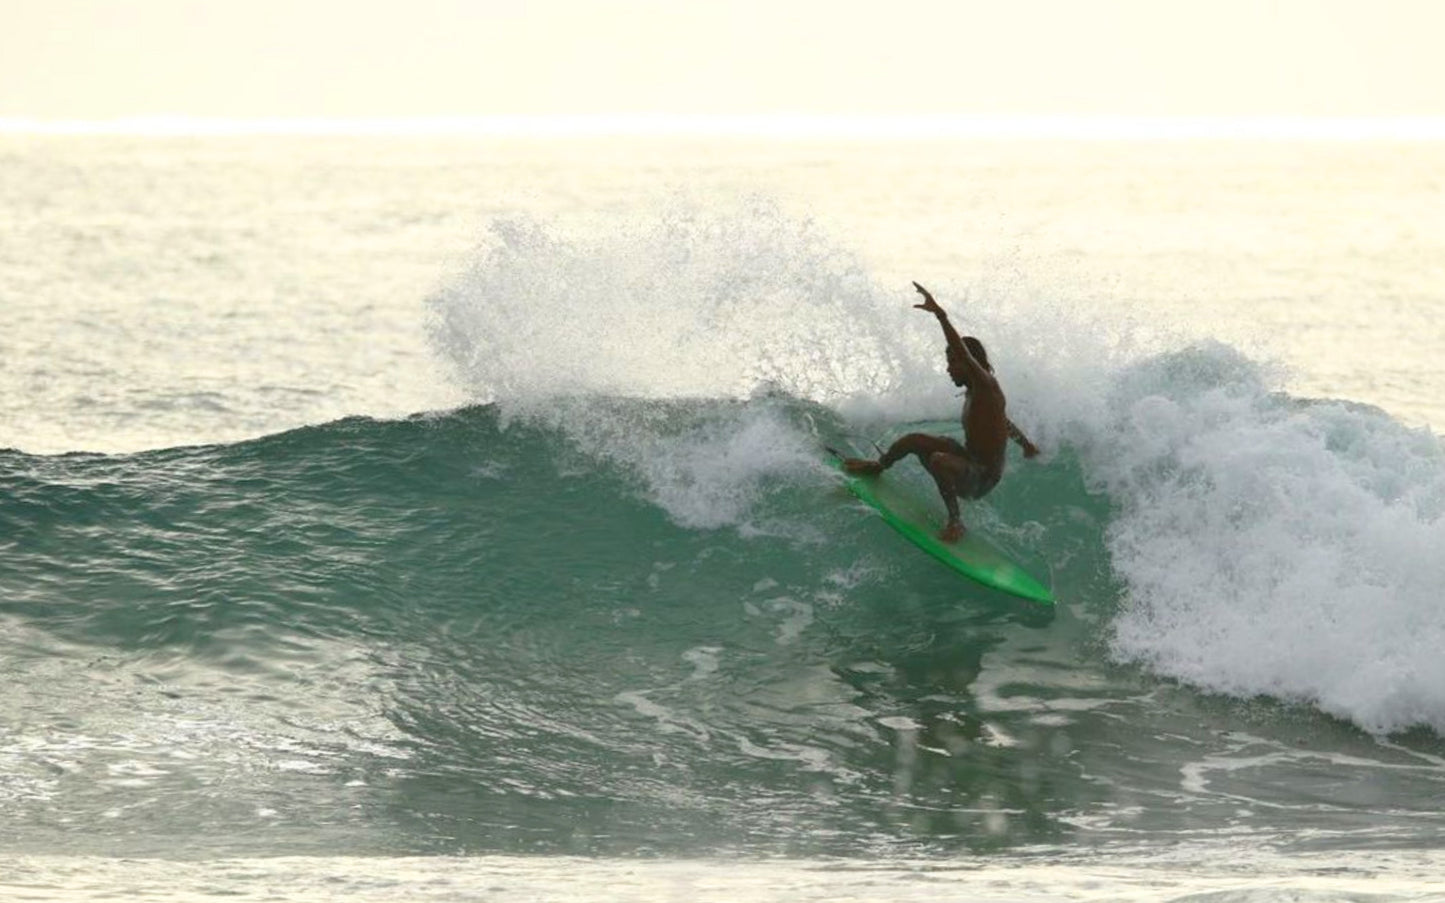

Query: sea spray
[[425, 202, 906, 405], [423, 201, 1065, 532], [1081, 343, 1445, 734]]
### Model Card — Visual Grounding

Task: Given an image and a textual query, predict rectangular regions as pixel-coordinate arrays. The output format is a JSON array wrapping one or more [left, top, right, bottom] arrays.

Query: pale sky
[[3, 0, 1444, 122]]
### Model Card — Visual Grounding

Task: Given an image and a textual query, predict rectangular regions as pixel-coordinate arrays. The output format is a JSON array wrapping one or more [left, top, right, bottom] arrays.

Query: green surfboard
[[827, 449, 1055, 605]]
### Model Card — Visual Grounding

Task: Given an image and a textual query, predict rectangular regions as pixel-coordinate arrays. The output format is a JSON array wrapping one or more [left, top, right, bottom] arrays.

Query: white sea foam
[[1073, 343, 1445, 735]]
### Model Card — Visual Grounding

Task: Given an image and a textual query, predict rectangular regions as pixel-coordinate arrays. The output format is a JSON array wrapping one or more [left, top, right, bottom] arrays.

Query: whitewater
[[2, 135, 1444, 900]]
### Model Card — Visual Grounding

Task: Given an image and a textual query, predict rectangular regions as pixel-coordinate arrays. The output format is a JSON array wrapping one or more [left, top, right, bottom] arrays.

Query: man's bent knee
[[882, 432, 944, 466]]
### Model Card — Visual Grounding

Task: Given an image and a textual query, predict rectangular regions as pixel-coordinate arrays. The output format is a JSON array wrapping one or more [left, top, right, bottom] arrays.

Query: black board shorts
[[936, 437, 1002, 500]]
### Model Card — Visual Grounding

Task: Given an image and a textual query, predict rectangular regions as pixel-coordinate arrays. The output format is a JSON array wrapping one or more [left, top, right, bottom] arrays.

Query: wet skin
[[843, 282, 1036, 542]]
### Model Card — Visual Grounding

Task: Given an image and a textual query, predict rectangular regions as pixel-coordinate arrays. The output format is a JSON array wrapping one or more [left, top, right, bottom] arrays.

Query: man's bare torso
[[962, 376, 1008, 478]]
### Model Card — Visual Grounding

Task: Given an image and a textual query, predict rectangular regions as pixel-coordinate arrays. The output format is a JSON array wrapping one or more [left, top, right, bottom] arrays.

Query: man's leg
[[843, 434, 978, 541], [842, 433, 961, 476], [922, 450, 982, 542]]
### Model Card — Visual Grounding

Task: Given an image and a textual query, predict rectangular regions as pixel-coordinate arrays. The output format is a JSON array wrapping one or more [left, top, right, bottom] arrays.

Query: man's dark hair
[[952, 336, 993, 373]]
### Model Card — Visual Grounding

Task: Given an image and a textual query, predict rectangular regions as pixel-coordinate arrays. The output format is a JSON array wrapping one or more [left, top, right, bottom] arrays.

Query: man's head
[[946, 337, 993, 387]]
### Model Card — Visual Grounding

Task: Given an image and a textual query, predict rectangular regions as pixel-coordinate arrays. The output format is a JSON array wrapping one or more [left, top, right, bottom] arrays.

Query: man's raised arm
[[912, 281, 994, 387], [912, 281, 967, 356]]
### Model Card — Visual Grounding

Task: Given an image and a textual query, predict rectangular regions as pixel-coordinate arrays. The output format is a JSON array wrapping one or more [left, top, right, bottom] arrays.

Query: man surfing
[[841, 282, 1038, 542]]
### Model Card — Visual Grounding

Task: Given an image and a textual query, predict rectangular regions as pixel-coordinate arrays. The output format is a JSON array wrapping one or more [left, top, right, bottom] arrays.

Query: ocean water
[[2, 134, 1444, 900]]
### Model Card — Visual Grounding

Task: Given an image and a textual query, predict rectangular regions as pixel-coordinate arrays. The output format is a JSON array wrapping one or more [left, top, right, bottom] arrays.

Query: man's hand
[[912, 281, 943, 315], [1007, 420, 1041, 459]]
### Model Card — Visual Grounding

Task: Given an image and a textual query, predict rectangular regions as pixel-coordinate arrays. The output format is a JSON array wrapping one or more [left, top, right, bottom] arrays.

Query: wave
[[5, 359, 1444, 743], [3, 389, 1444, 855], [4, 201, 1445, 854]]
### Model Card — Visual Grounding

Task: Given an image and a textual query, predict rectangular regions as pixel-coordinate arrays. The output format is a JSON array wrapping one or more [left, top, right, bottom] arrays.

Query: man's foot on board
[[938, 521, 965, 543], [841, 458, 885, 476]]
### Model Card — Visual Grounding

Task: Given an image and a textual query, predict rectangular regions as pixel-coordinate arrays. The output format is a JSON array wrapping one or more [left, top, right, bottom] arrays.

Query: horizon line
[[3, 113, 1445, 140]]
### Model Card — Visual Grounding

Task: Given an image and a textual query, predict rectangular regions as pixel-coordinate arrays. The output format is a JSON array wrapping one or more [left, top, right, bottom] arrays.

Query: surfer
[[842, 282, 1038, 542]]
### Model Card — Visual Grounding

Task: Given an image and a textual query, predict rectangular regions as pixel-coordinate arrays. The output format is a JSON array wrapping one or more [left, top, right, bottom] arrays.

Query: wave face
[[0, 402, 1093, 856]]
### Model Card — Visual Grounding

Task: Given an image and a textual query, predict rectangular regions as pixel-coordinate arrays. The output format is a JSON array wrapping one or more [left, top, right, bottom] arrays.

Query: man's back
[[961, 374, 1008, 477]]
